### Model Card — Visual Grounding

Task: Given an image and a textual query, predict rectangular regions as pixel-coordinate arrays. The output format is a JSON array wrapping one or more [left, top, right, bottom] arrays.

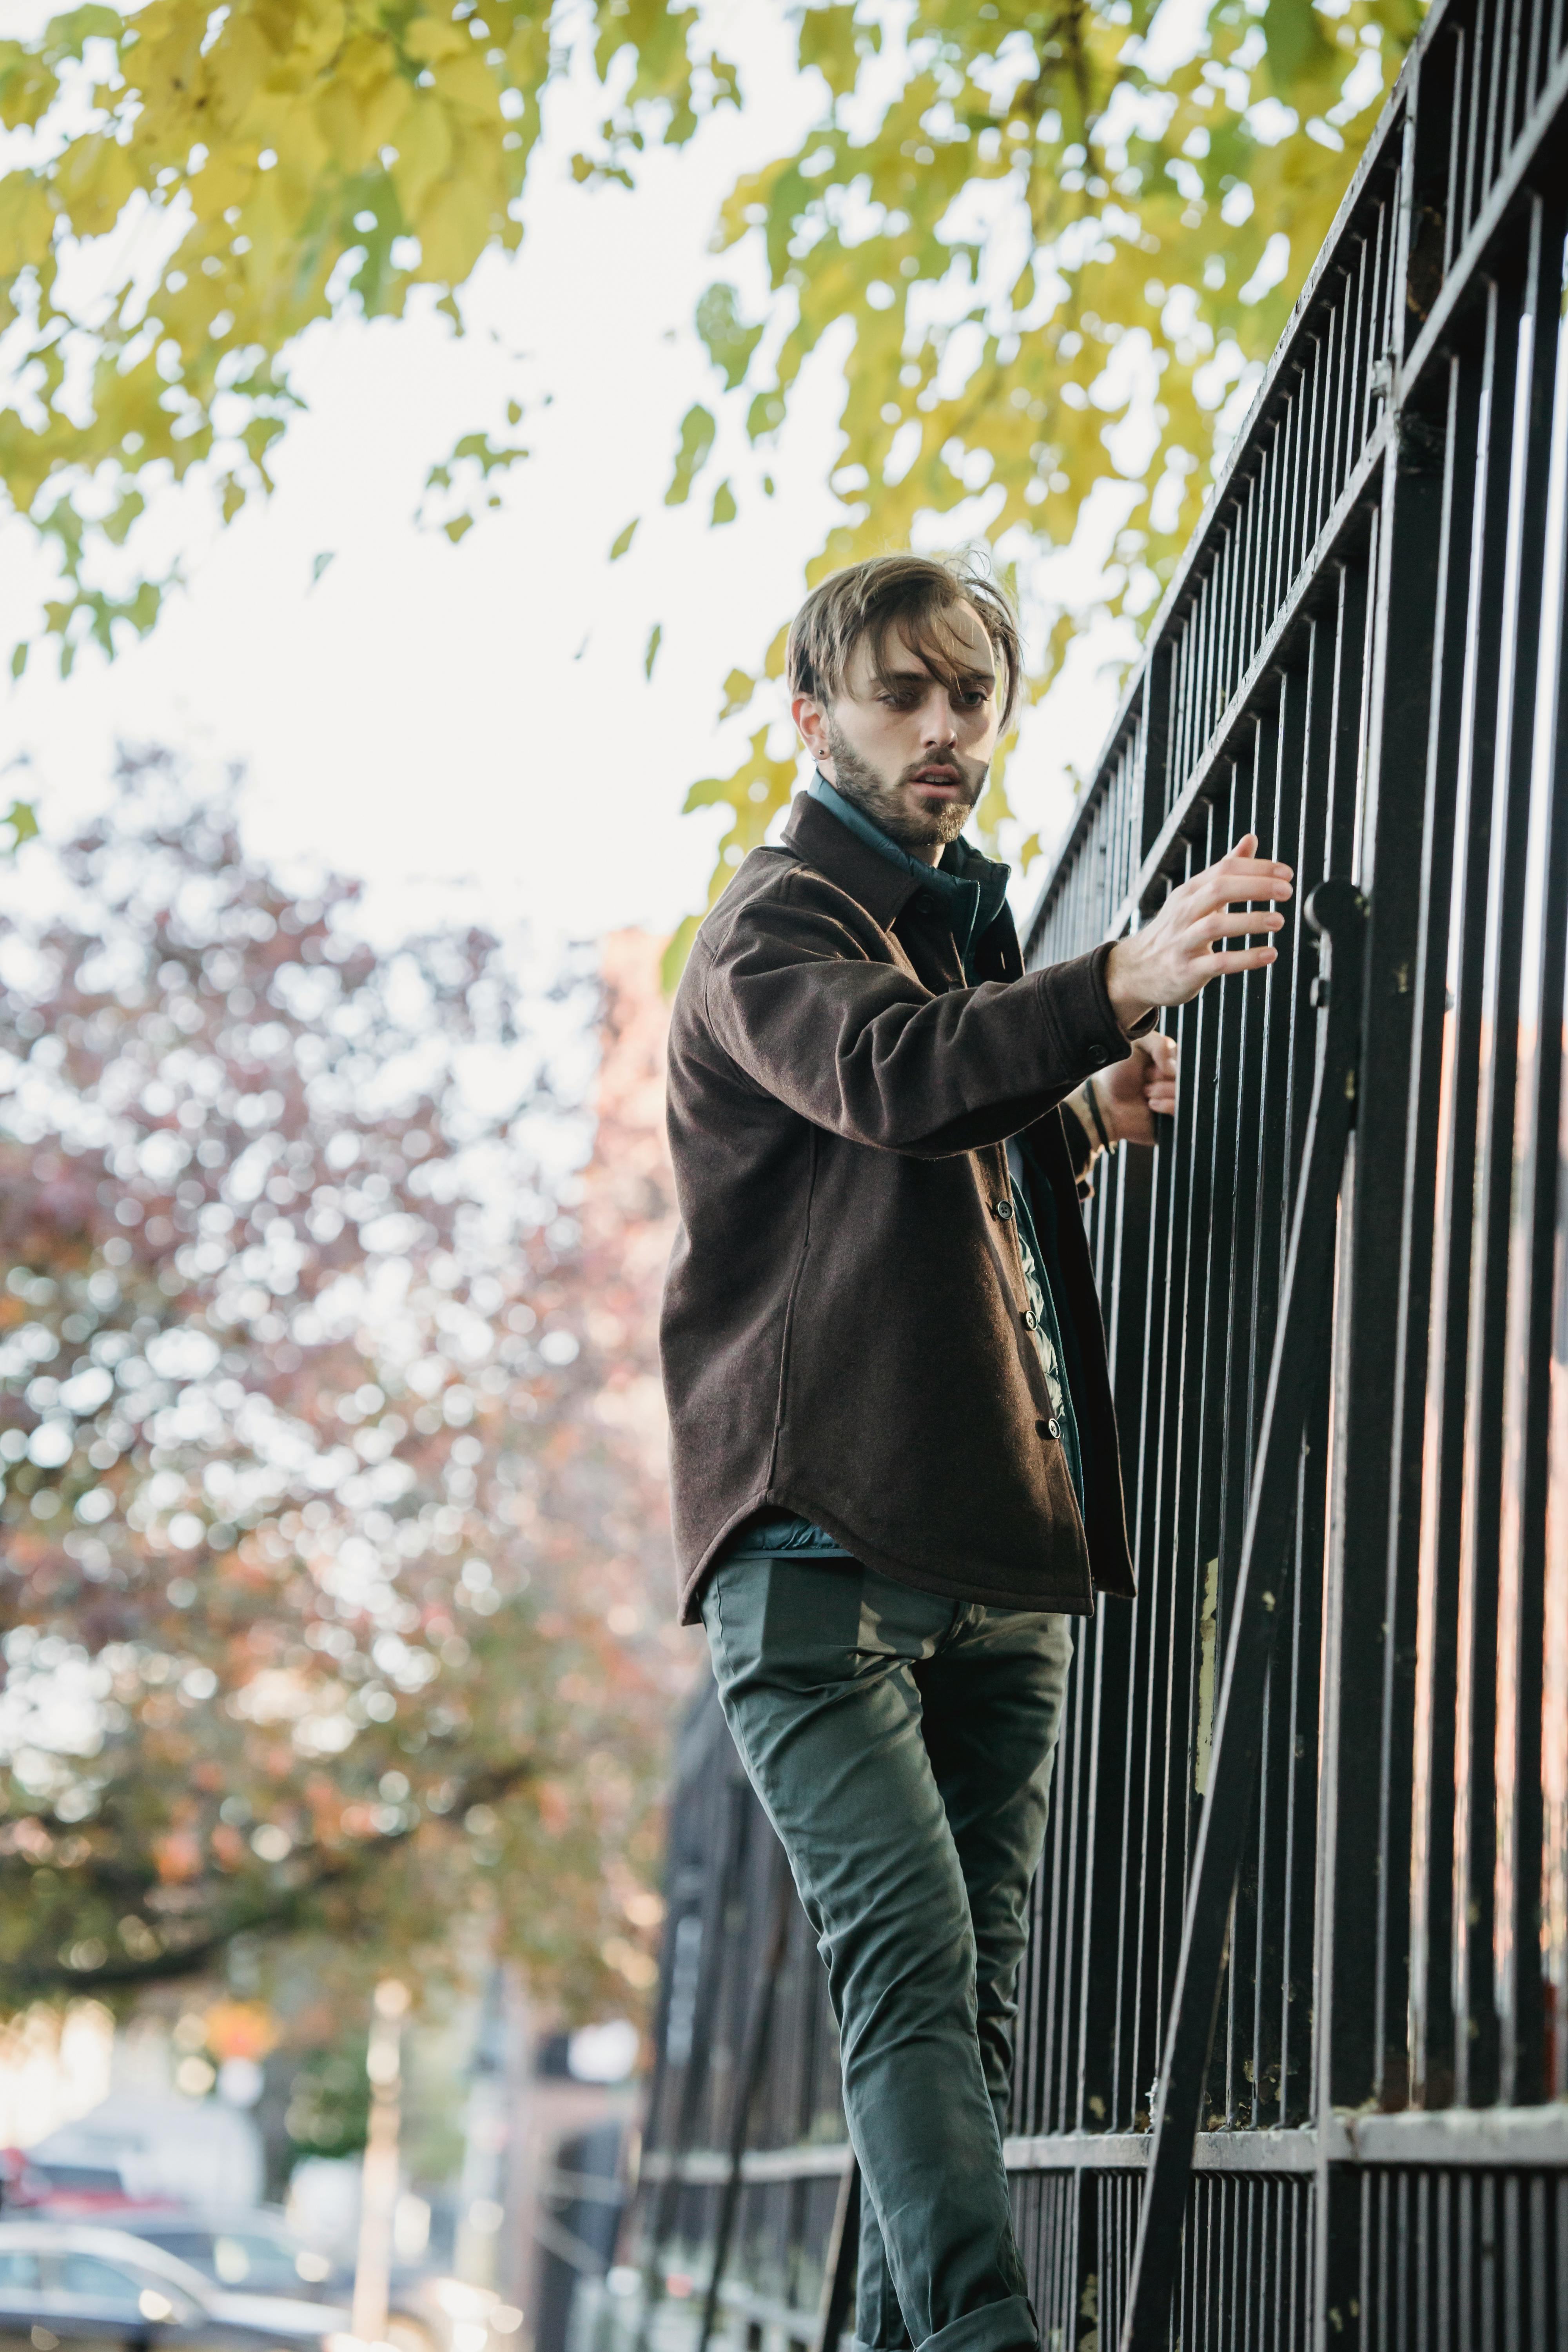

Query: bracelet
[[1083, 1075, 1114, 1154]]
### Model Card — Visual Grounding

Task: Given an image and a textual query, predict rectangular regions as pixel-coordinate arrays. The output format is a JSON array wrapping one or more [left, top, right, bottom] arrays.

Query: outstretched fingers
[[1188, 868, 1293, 916], [1107, 836, 1298, 1021], [1204, 942, 1279, 976], [1182, 906, 1286, 951]]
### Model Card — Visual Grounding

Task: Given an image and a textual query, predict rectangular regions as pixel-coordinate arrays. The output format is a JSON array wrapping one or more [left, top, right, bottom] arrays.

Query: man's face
[[791, 602, 1004, 858]]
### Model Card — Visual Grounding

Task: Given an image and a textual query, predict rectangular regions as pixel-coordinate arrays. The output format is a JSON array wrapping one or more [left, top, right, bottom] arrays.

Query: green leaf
[[710, 479, 737, 525], [1263, 0, 1334, 89], [664, 405, 716, 506], [746, 392, 786, 443], [695, 283, 763, 391], [443, 515, 474, 544], [797, 5, 878, 100], [610, 519, 639, 560], [310, 552, 336, 590], [0, 798, 39, 854], [449, 433, 528, 479], [101, 488, 144, 548], [38, 7, 121, 65], [644, 623, 662, 679], [0, 49, 59, 130], [661, 913, 702, 995], [719, 668, 755, 719]]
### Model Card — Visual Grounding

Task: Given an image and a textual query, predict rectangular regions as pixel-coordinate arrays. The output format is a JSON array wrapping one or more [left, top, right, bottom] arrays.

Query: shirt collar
[[806, 773, 1011, 964]]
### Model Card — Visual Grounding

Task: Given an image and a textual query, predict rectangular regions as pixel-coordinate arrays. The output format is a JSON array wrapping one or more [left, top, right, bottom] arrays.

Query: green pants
[[701, 1556, 1074, 2352]]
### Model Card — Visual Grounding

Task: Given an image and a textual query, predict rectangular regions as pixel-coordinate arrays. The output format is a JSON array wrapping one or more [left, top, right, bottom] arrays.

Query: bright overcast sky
[[1, 3, 1134, 956]]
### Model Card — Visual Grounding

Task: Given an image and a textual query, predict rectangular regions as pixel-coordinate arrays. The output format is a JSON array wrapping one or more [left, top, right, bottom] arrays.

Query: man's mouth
[[909, 767, 963, 794]]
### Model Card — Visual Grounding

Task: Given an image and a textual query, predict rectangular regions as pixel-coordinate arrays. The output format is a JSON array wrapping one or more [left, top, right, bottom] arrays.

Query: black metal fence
[[595, 0, 1568, 2343]]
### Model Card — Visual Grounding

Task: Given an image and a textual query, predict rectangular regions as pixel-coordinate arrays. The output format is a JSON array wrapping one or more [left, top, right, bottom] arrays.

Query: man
[[659, 554, 1292, 2352]]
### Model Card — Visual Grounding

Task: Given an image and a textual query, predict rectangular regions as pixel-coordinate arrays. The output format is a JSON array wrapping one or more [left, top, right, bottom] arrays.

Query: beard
[[824, 719, 985, 854]]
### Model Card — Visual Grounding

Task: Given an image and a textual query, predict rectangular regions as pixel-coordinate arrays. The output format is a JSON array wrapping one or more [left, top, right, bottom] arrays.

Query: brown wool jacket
[[660, 790, 1142, 1626]]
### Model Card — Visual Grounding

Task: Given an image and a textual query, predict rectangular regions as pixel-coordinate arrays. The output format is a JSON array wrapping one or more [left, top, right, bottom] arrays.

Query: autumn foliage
[[0, 751, 684, 2016]]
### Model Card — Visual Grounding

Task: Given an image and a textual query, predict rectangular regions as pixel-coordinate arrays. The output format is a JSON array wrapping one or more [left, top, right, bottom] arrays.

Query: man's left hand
[[1087, 1032, 1177, 1147]]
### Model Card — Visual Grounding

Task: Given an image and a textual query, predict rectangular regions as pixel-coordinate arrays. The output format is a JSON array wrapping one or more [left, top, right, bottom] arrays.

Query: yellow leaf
[[314, 54, 407, 176], [665, 404, 714, 505], [0, 171, 54, 274], [412, 173, 491, 285], [430, 54, 501, 118], [55, 132, 137, 239], [403, 13, 469, 66], [391, 96, 453, 218], [0, 48, 58, 131], [189, 151, 254, 216]]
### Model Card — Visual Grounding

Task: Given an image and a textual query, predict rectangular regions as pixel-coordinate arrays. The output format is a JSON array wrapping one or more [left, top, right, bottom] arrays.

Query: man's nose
[[920, 695, 958, 746]]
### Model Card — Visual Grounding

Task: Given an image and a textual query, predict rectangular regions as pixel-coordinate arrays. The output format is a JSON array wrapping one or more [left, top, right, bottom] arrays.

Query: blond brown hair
[[786, 552, 1023, 730]]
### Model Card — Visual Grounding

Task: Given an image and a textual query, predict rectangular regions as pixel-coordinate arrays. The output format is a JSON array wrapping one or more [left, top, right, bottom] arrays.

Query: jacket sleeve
[[701, 872, 1133, 1156]]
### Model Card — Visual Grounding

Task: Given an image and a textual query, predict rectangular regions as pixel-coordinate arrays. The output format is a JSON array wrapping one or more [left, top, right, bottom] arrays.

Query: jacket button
[[1022, 1308, 1037, 1331], [993, 1199, 1014, 1220]]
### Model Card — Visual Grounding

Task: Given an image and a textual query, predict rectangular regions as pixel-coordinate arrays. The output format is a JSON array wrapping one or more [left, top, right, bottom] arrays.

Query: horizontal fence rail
[[597, 0, 1568, 2346]]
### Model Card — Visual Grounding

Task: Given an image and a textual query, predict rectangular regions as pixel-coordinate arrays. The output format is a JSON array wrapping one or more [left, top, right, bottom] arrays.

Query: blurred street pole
[[352, 1979, 410, 2347], [497, 1964, 534, 2313], [454, 1968, 509, 2289]]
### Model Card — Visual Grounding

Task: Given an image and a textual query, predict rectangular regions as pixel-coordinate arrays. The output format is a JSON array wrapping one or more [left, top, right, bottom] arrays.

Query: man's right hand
[[1105, 833, 1294, 1032]]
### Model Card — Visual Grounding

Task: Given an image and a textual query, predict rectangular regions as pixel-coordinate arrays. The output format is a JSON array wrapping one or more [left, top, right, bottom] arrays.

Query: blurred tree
[[1, 3, 1420, 893], [282, 2031, 372, 2162], [0, 751, 683, 2018]]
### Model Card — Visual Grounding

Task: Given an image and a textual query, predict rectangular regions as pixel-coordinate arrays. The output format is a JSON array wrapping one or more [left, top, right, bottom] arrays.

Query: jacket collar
[[781, 788, 926, 930], [784, 779, 1013, 960]]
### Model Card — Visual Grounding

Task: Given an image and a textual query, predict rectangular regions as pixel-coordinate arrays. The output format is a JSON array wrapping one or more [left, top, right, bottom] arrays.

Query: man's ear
[[791, 690, 829, 759]]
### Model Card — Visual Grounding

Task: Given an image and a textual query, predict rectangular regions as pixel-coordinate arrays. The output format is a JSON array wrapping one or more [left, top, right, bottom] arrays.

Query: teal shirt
[[719, 777, 1087, 1566]]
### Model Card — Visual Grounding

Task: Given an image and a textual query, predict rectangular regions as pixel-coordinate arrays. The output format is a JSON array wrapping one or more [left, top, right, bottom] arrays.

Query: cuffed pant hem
[[920, 2298, 1036, 2352], [853, 2297, 1037, 2352]]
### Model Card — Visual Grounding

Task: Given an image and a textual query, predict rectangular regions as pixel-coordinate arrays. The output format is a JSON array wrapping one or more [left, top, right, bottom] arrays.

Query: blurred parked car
[[117, 2221, 336, 2304], [0, 2220, 351, 2352], [122, 2219, 441, 2352]]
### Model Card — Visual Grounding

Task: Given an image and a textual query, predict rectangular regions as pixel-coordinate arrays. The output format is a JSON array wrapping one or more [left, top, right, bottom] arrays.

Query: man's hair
[[786, 552, 1023, 730]]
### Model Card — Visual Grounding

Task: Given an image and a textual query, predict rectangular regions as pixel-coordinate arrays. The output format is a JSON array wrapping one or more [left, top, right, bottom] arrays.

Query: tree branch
[[0, 1757, 537, 1998]]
